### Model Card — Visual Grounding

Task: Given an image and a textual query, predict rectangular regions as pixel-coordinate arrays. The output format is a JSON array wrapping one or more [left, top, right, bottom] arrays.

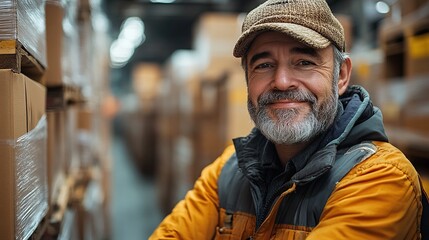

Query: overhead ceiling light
[[150, 0, 176, 3], [119, 17, 145, 47], [376, 1, 390, 14], [110, 38, 135, 68], [110, 17, 146, 68]]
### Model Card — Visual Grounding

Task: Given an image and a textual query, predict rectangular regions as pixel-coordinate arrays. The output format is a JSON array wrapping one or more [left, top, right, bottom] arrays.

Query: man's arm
[[308, 142, 422, 240], [149, 145, 235, 239]]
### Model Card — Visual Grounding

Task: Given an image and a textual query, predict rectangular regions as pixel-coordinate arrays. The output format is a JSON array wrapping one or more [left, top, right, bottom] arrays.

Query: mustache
[[258, 89, 317, 107]]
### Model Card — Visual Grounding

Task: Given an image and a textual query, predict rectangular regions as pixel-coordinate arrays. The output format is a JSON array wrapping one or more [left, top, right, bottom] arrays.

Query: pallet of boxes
[[0, 0, 110, 239], [0, 0, 48, 239], [43, 0, 81, 239], [41, 0, 111, 239]]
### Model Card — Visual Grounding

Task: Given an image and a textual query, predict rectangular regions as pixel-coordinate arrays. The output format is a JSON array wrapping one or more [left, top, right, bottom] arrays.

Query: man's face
[[246, 31, 339, 144]]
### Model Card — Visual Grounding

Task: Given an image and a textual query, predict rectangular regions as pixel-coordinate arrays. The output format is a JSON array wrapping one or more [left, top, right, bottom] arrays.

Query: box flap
[[0, 69, 27, 139], [25, 77, 46, 131]]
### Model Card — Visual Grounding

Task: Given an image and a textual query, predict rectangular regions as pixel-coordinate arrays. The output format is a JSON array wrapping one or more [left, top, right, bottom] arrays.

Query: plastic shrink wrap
[[0, 0, 47, 67], [0, 116, 48, 240], [62, 0, 81, 87]]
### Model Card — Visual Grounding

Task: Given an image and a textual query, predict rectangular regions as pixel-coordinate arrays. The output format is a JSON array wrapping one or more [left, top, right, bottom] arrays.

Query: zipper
[[255, 181, 293, 230], [251, 183, 297, 239]]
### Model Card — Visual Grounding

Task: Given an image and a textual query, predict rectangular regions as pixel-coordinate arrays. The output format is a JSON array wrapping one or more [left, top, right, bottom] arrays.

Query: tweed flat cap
[[233, 0, 345, 58]]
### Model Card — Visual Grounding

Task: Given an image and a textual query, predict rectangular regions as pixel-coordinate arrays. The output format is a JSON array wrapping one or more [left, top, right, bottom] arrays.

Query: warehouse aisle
[[110, 131, 163, 240]]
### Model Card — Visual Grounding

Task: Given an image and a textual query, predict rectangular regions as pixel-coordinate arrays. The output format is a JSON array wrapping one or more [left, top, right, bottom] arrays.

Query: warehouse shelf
[[379, 1, 429, 80], [46, 85, 84, 110]]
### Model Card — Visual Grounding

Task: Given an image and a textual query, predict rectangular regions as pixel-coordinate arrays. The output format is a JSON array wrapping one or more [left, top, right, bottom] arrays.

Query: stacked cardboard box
[[1, 0, 113, 239], [47, 111, 67, 208], [193, 12, 242, 80], [45, 1, 65, 87], [45, 0, 82, 110], [0, 0, 47, 82], [0, 1, 48, 239], [0, 71, 47, 239], [45, 0, 73, 218], [26, 0, 113, 238]]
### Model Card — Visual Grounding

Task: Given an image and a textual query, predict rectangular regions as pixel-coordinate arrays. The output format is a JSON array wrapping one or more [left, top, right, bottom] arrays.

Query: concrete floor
[[110, 134, 163, 240]]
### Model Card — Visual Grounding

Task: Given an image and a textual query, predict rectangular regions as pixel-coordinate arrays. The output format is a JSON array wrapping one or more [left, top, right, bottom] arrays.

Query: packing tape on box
[[0, 0, 47, 66], [0, 115, 48, 240]]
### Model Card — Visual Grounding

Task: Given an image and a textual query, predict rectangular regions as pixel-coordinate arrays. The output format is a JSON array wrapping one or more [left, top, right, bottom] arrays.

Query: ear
[[337, 57, 352, 96]]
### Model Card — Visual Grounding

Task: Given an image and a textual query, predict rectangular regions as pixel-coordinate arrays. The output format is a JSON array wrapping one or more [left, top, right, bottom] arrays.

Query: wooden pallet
[[0, 40, 45, 83], [30, 175, 76, 240]]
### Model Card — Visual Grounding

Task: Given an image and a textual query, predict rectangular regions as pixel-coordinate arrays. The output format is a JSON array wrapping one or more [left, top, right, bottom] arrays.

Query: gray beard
[[248, 88, 338, 145]]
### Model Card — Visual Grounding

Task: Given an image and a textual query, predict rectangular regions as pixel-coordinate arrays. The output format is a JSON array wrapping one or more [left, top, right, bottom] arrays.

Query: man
[[150, 0, 426, 239]]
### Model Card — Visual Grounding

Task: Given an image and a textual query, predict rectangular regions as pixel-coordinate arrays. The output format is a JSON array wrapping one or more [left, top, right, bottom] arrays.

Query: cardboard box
[[65, 105, 79, 175], [77, 108, 93, 131], [47, 111, 66, 207], [0, 0, 47, 67], [132, 63, 161, 99], [77, 108, 94, 169], [0, 69, 46, 140], [406, 33, 429, 78], [0, 69, 47, 240], [225, 68, 253, 144], [45, 1, 65, 86], [62, 0, 80, 87], [193, 13, 242, 80]]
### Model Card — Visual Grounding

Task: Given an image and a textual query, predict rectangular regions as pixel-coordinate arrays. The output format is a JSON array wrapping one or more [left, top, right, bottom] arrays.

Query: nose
[[271, 65, 299, 91]]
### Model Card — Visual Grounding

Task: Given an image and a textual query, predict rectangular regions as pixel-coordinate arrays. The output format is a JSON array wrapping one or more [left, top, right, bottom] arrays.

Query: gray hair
[[332, 46, 348, 83]]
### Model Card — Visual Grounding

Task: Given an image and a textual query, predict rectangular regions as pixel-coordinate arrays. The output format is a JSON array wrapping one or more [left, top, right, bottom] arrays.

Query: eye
[[254, 62, 274, 70], [298, 60, 315, 66]]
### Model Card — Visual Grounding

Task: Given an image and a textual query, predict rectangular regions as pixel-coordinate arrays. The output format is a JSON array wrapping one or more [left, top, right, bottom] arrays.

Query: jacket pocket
[[215, 209, 255, 240]]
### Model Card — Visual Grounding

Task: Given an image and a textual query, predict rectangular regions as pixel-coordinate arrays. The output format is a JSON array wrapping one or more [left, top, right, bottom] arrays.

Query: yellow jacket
[[150, 141, 422, 239]]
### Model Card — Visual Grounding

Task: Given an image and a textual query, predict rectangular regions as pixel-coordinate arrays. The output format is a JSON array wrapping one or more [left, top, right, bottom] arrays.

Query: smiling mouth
[[268, 100, 309, 108]]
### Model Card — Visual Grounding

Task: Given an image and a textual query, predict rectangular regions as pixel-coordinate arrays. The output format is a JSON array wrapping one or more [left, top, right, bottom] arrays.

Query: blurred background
[[1, 0, 429, 239]]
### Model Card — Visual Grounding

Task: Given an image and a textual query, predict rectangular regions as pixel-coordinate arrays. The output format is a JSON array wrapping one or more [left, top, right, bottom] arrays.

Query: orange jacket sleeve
[[149, 145, 236, 239], [308, 141, 422, 240]]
